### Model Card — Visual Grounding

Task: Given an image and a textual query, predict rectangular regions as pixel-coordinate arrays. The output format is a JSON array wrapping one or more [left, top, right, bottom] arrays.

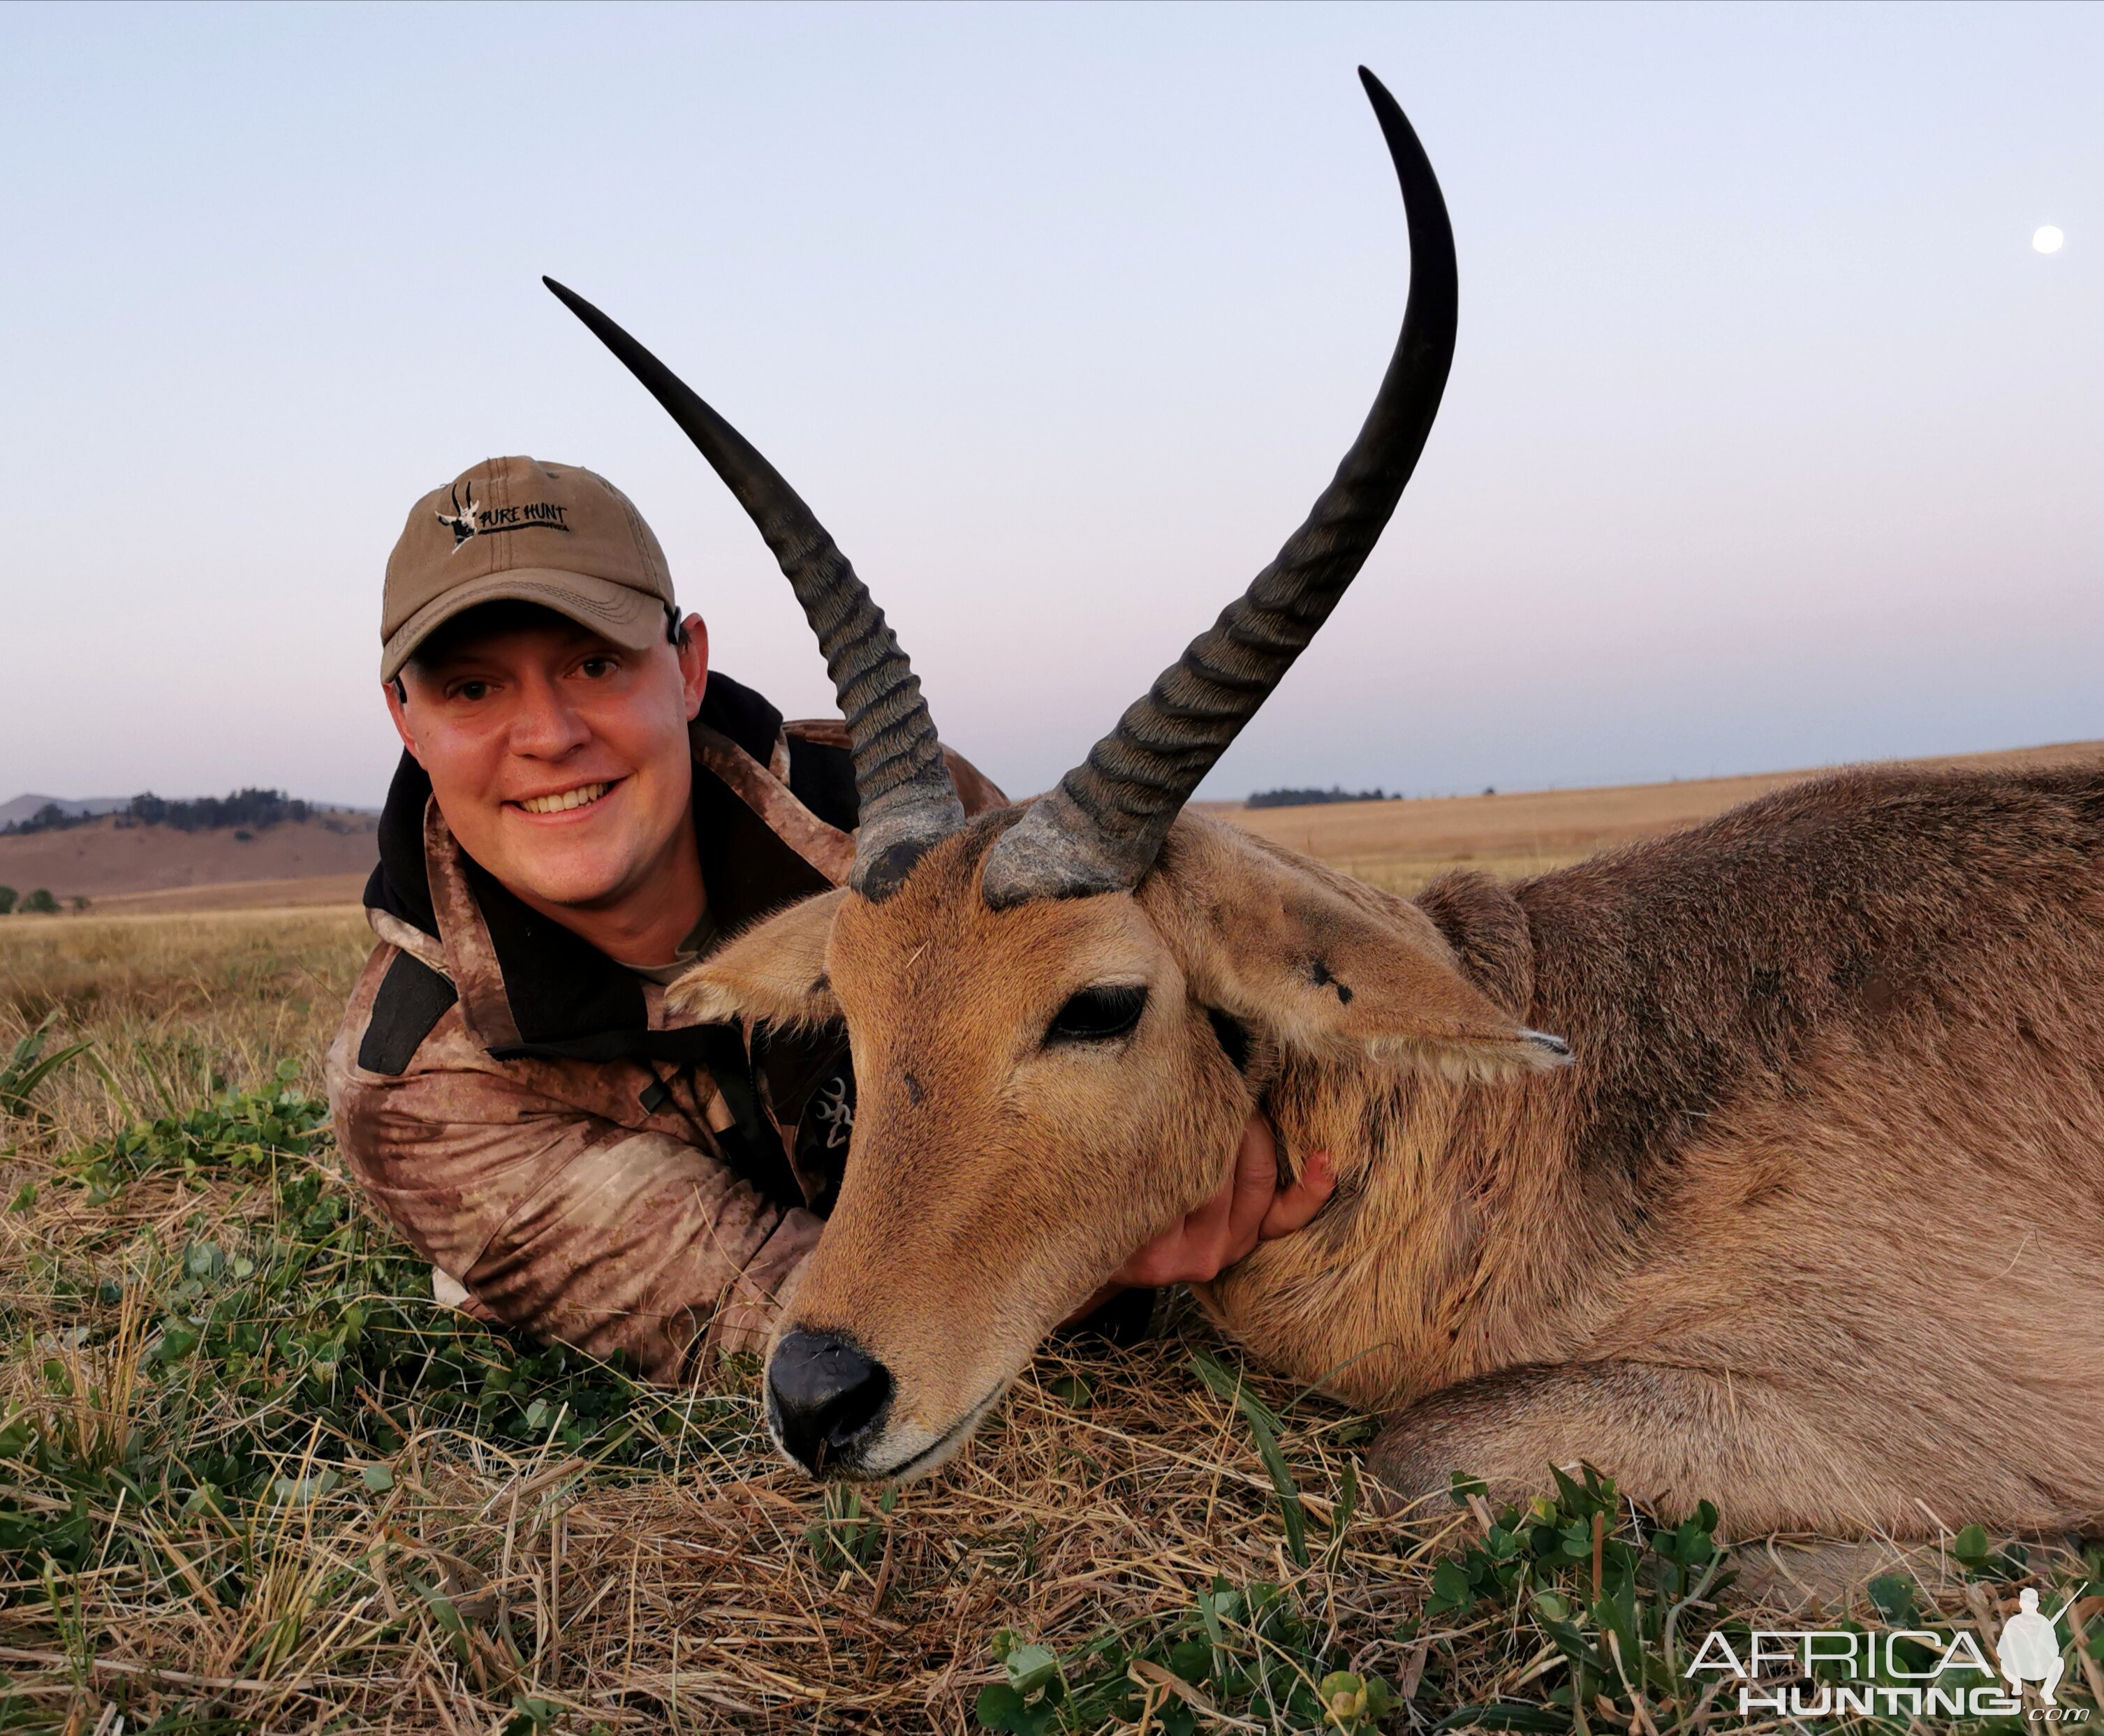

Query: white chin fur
[[786, 1384, 1009, 1485], [851, 1422, 950, 1482]]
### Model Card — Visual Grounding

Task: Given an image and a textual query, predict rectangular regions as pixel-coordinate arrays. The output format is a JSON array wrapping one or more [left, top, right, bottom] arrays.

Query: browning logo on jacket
[[325, 671, 1006, 1383]]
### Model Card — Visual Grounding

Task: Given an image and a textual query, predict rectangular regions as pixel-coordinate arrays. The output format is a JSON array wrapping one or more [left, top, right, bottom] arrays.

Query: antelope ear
[[668, 889, 847, 1028], [1146, 823, 1570, 1080]]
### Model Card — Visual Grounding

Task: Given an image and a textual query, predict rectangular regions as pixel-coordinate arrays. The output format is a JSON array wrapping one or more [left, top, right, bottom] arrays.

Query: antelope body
[[550, 72, 2104, 1537]]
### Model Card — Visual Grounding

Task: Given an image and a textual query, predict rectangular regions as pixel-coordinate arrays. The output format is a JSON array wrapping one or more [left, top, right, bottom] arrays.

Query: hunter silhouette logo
[[1999, 1587, 2080, 1707], [435, 484, 571, 552]]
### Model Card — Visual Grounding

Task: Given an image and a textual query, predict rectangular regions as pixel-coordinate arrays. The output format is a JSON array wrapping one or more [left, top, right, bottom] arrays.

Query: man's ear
[[1144, 821, 1571, 1080], [383, 678, 422, 760], [668, 888, 846, 1028], [677, 612, 709, 721]]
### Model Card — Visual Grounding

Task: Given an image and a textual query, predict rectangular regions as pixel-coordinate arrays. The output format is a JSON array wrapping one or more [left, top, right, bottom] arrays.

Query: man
[[327, 455, 1332, 1384], [1997, 1589, 2068, 1706]]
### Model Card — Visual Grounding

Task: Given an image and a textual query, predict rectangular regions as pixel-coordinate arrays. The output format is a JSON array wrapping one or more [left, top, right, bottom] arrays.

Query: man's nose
[[508, 673, 591, 758], [766, 1330, 892, 1475]]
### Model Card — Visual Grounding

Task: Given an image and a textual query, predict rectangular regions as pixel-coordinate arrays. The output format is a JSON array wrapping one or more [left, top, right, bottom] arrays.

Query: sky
[[3, 1, 2098, 808]]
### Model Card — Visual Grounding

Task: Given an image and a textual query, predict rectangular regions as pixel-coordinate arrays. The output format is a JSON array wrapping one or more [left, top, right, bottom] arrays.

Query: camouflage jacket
[[324, 672, 1005, 1383]]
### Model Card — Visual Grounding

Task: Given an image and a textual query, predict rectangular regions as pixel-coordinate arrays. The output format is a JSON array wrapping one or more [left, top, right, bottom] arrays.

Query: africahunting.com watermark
[[1689, 1589, 2089, 1721]]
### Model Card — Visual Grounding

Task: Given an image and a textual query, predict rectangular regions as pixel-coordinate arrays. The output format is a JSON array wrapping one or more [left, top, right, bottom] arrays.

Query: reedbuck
[[551, 72, 2104, 1537]]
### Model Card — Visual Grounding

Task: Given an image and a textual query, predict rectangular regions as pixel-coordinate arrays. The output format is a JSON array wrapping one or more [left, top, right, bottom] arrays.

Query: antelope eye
[[1046, 984, 1148, 1045]]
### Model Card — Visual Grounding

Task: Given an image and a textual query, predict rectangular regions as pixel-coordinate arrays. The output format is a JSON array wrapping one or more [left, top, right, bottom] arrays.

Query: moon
[[2033, 226, 2065, 255]]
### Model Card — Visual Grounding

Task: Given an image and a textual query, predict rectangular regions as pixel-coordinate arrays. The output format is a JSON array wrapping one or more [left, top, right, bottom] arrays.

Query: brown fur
[[679, 763, 2104, 1536]]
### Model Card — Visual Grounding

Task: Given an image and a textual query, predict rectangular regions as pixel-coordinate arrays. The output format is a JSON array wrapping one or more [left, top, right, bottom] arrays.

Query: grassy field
[[2, 831, 2099, 1728], [1216, 737, 2104, 898]]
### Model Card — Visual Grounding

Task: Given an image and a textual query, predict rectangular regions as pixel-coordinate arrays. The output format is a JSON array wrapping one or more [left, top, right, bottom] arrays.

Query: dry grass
[[86, 882, 372, 920], [1, 897, 2096, 1733], [1214, 737, 2104, 900]]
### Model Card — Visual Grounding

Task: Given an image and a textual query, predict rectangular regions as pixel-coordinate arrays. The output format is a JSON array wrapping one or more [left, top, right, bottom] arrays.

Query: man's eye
[[578, 656, 617, 679], [452, 679, 491, 703], [1046, 985, 1148, 1045]]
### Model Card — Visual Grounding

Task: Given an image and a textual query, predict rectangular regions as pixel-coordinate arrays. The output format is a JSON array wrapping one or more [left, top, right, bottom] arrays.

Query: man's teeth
[[519, 783, 610, 815]]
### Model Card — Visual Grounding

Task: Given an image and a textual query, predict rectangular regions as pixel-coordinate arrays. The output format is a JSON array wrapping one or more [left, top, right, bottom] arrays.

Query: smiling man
[[325, 456, 1330, 1384]]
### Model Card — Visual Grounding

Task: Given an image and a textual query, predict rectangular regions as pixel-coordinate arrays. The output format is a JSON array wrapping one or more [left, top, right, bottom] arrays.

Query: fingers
[[1220, 1111, 1279, 1264], [1113, 1198, 1210, 1288], [1233, 1112, 1280, 1205], [1115, 1235, 1183, 1289], [1112, 1122, 1251, 1286], [1179, 1154, 1239, 1260], [1259, 1149, 1335, 1239], [1109, 1121, 1333, 1290]]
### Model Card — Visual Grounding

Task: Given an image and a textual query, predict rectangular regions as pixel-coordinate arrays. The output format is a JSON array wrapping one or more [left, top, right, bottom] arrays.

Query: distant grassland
[[12, 737, 2099, 915], [1217, 737, 2104, 898], [2, 760, 2099, 1730]]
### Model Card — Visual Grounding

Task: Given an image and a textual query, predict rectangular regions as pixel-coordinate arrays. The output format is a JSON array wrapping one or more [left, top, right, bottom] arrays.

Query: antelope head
[[550, 70, 1564, 1481]]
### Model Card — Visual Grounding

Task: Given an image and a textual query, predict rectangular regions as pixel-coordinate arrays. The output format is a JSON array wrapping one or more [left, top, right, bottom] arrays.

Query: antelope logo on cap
[[436, 482, 573, 552], [436, 484, 481, 549]]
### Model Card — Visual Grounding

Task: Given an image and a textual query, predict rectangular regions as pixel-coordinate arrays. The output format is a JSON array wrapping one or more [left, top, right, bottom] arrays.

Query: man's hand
[[1065, 1115, 1334, 1325]]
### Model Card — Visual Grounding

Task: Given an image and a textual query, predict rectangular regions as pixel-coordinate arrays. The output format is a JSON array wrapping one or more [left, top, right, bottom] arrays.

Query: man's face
[[386, 608, 709, 911]]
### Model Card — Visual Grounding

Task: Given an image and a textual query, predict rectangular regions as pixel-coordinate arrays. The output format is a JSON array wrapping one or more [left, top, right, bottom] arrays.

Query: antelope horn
[[980, 68, 1458, 909], [544, 277, 964, 900]]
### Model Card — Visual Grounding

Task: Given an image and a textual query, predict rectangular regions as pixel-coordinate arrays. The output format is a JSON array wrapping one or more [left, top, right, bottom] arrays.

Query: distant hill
[[0, 793, 127, 828], [0, 810, 377, 904], [1, 788, 367, 837]]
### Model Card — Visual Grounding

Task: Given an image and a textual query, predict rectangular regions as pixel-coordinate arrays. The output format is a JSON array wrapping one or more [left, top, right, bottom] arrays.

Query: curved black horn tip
[[1357, 66, 1398, 112], [543, 275, 593, 321], [543, 277, 615, 338], [543, 275, 610, 345], [1355, 66, 1422, 159]]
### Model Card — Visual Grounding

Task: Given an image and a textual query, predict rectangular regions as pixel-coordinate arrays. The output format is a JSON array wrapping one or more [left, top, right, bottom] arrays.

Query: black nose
[[767, 1331, 892, 1474]]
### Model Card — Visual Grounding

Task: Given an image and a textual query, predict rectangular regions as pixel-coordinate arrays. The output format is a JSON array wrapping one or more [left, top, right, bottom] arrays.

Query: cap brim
[[380, 569, 668, 681]]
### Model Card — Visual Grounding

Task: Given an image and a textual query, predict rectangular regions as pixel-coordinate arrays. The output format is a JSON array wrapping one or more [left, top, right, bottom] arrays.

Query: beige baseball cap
[[381, 455, 675, 681]]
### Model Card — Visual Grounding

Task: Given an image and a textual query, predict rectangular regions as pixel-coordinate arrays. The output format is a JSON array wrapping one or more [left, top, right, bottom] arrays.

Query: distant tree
[[0, 803, 91, 837], [71, 896, 90, 913], [0, 886, 15, 915], [1246, 786, 1398, 810], [5, 788, 323, 837], [20, 889, 60, 915], [124, 788, 310, 832]]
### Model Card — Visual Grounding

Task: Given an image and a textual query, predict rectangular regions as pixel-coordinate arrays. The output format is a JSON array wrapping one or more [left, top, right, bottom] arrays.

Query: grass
[[2, 910, 2099, 1733]]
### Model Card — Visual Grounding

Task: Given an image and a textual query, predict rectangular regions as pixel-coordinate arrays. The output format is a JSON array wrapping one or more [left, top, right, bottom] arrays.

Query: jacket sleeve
[[326, 946, 821, 1383]]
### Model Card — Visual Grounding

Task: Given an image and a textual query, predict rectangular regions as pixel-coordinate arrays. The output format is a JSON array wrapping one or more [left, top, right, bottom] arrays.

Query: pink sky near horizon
[[3, 2, 2098, 809]]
